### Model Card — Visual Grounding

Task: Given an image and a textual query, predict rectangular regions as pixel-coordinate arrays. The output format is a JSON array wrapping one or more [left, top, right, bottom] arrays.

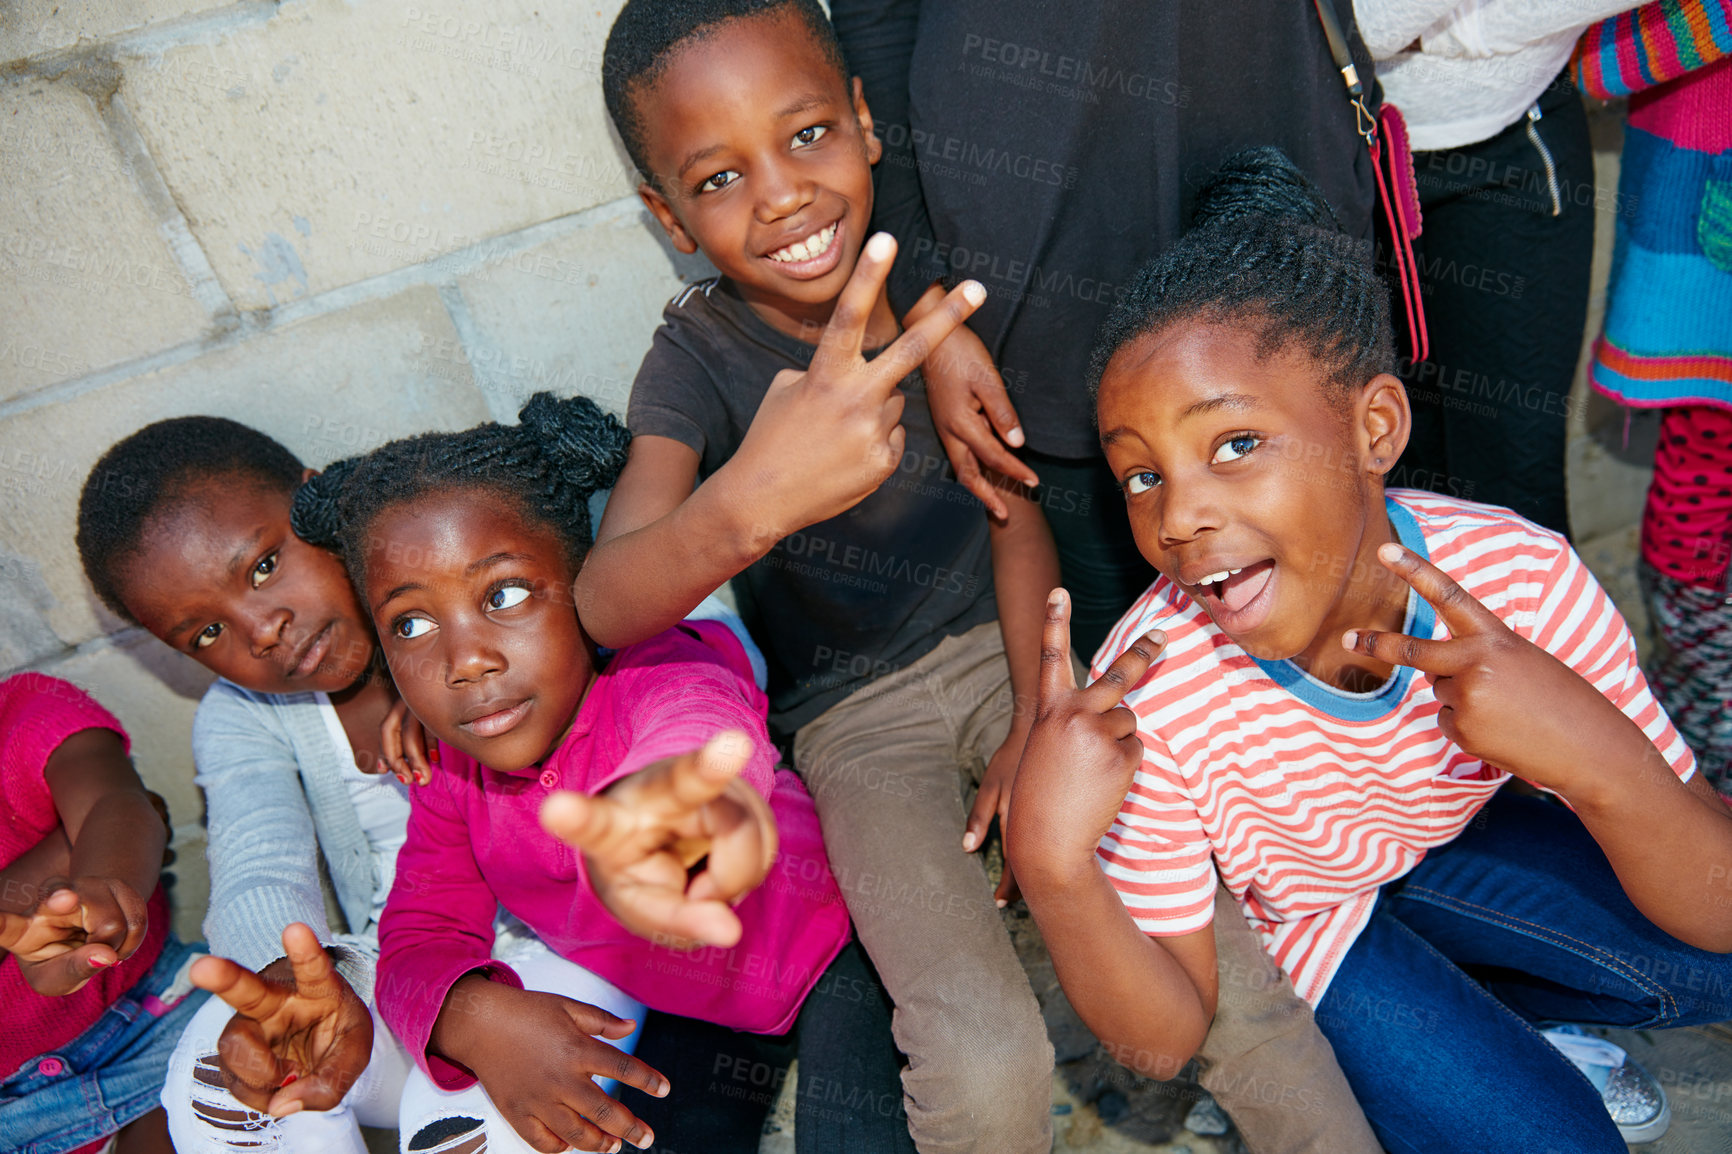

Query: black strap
[[1311, 0, 1378, 147]]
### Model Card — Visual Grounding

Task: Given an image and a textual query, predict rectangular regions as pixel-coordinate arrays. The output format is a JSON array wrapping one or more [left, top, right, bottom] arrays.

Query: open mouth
[[458, 698, 532, 739], [287, 624, 333, 679], [764, 220, 842, 278], [1188, 560, 1277, 632]]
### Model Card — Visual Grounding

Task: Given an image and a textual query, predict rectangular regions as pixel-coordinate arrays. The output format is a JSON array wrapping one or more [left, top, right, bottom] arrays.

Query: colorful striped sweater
[[1575, 2, 1732, 409]]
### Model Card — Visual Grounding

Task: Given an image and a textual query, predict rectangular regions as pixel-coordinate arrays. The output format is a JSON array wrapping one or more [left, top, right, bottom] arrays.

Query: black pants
[[1025, 448, 1157, 662], [1393, 73, 1595, 538], [618, 937, 916, 1154]]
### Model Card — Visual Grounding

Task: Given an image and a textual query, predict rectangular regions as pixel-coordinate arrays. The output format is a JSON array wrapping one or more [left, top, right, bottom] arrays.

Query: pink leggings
[[1642, 406, 1732, 589]]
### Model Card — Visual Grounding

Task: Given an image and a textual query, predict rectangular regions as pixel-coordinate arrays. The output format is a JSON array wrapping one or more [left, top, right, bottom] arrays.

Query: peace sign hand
[[726, 233, 987, 541], [1006, 590, 1166, 892], [540, 731, 778, 951], [1343, 543, 1640, 791], [187, 923, 374, 1117]]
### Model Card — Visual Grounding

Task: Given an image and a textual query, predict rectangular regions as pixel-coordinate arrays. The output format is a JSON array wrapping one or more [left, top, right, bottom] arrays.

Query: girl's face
[[120, 476, 376, 694], [1095, 320, 1411, 683], [365, 487, 594, 773]]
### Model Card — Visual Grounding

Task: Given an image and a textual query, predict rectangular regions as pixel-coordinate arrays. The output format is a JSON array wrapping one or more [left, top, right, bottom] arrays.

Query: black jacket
[[832, 0, 1382, 456]]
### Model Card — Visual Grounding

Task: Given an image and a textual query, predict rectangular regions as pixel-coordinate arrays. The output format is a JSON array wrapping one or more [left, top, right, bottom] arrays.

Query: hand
[[2, 875, 150, 996], [187, 923, 374, 1117], [540, 731, 777, 950], [723, 234, 988, 541], [1342, 543, 1650, 792], [907, 282, 1038, 519], [964, 725, 1030, 906], [1006, 589, 1165, 893], [378, 697, 436, 785], [436, 975, 668, 1153]]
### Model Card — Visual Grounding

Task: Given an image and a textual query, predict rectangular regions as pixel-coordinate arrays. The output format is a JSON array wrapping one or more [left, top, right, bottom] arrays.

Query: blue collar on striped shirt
[[1249, 497, 1435, 721]]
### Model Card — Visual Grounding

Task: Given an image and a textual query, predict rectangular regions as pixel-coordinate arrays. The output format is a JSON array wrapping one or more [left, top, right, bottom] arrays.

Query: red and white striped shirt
[[1092, 491, 1695, 1005]]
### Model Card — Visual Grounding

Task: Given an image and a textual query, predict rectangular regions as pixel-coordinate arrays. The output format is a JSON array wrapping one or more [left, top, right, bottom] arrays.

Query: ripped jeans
[[164, 930, 643, 1154]]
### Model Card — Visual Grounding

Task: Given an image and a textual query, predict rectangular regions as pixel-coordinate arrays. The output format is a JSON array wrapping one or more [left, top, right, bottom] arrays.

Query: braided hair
[[1090, 147, 1394, 405], [77, 417, 306, 622], [602, 0, 847, 182], [292, 393, 632, 590]]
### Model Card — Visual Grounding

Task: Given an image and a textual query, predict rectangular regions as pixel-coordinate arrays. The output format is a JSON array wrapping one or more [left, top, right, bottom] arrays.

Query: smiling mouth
[[764, 220, 841, 274], [1188, 560, 1277, 628], [287, 624, 333, 679], [459, 699, 532, 739]]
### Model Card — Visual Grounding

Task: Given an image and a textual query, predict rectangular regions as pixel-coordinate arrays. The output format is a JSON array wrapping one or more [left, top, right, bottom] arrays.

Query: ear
[[1358, 373, 1410, 480], [851, 76, 882, 166], [638, 181, 699, 255], [300, 466, 318, 484]]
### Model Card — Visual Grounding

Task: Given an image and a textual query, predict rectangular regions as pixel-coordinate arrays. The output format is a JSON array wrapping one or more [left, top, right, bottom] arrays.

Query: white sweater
[[1354, 0, 1640, 151]]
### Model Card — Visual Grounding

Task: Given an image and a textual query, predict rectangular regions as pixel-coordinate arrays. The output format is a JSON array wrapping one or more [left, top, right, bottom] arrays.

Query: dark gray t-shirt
[[627, 277, 997, 736]]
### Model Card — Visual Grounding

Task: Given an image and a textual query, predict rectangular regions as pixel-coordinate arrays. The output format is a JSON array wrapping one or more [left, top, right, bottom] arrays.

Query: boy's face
[[119, 476, 376, 695], [1096, 322, 1409, 670], [365, 488, 592, 773], [634, 11, 881, 338]]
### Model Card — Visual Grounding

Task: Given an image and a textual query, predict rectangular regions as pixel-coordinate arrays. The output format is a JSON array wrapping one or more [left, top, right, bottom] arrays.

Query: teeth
[[1198, 571, 1230, 586], [769, 223, 837, 263]]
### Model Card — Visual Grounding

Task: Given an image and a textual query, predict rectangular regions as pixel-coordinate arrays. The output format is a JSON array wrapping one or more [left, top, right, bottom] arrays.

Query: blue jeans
[[1315, 791, 1732, 1154], [0, 934, 210, 1154]]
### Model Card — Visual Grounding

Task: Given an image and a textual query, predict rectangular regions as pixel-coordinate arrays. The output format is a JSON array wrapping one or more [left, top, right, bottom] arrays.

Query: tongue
[[1219, 562, 1274, 612]]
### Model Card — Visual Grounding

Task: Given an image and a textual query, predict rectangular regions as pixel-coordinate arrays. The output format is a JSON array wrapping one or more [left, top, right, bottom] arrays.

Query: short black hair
[[603, 0, 848, 182], [77, 418, 306, 622], [1090, 147, 1395, 404], [292, 393, 631, 594]]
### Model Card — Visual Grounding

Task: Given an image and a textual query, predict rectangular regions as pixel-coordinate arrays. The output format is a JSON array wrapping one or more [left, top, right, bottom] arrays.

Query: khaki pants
[[795, 621, 1379, 1154]]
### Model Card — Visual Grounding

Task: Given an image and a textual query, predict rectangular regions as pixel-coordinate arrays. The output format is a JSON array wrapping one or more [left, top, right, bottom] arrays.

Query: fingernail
[[281, 1073, 298, 1086], [996, 898, 1008, 909], [866, 232, 893, 261], [1146, 629, 1165, 645], [1047, 589, 1064, 607], [89, 956, 114, 968], [961, 280, 986, 306], [1378, 542, 1404, 562], [1007, 425, 1025, 447], [1341, 630, 1359, 650], [962, 832, 979, 851]]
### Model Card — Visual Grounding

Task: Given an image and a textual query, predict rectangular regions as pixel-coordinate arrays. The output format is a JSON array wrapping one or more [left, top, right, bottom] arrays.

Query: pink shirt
[[377, 622, 850, 1088], [1, 673, 168, 1080]]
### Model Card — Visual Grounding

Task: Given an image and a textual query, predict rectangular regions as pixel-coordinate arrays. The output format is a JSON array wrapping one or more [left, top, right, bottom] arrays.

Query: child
[[1008, 148, 1732, 1153], [0, 671, 207, 1154], [294, 391, 911, 1154], [78, 417, 427, 1152], [586, 3, 1378, 1151]]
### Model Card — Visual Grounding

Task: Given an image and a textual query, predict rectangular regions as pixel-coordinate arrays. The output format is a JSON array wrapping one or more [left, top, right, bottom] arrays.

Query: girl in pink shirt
[[292, 392, 906, 1154], [0, 672, 207, 1154]]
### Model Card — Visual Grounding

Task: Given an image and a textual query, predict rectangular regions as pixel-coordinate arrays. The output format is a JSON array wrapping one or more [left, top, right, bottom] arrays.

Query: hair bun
[[518, 393, 632, 492], [1190, 147, 1340, 234], [290, 457, 358, 549]]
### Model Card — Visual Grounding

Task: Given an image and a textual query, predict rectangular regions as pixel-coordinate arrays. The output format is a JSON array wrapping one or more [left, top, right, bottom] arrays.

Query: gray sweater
[[192, 679, 396, 998]]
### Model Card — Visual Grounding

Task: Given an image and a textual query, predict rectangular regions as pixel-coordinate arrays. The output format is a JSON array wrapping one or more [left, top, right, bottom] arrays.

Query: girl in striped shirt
[[1007, 149, 1732, 1154]]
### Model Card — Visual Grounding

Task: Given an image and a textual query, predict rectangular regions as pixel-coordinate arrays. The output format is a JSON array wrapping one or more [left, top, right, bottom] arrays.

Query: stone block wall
[[0, 0, 711, 939]]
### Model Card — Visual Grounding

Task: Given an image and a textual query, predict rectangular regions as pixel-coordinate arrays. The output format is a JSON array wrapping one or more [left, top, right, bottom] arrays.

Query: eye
[[1212, 434, 1261, 464], [792, 124, 827, 147], [698, 169, 739, 193], [250, 551, 278, 589], [394, 616, 434, 641], [486, 584, 531, 612], [1123, 471, 1160, 495], [193, 623, 223, 650]]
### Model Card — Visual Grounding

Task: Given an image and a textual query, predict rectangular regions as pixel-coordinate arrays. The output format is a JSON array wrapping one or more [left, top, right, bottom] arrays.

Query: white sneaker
[[1542, 1025, 1671, 1144]]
